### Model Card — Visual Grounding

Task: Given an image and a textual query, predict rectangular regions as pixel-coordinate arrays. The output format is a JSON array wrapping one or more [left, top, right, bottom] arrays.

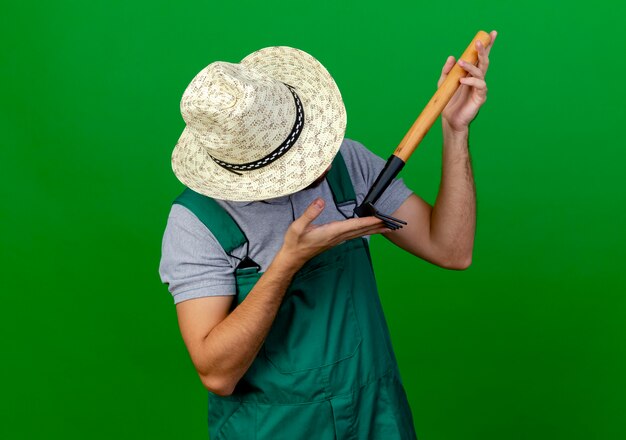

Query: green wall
[[2, 0, 625, 438]]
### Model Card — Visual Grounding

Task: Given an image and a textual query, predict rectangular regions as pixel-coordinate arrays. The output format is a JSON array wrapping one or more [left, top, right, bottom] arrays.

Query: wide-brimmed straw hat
[[171, 46, 347, 202]]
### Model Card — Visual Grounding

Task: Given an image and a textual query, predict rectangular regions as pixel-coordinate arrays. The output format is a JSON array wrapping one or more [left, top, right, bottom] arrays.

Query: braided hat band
[[208, 83, 304, 176]]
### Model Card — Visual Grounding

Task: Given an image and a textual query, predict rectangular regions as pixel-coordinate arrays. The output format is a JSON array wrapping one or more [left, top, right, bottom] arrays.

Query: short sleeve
[[158, 203, 237, 304], [340, 138, 414, 216]]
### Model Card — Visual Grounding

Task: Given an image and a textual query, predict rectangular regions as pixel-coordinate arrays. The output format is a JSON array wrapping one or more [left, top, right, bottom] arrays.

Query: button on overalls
[[173, 151, 418, 440]]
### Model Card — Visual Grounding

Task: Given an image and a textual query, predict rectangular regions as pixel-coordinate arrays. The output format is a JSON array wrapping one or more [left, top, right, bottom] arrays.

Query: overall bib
[[173, 151, 418, 440]]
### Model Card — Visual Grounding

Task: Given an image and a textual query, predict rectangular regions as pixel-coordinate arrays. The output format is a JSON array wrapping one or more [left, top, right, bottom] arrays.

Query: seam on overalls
[[225, 365, 397, 406], [213, 401, 244, 440]]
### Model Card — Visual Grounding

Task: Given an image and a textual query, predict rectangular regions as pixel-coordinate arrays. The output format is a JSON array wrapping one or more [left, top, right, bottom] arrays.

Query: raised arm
[[381, 128, 475, 270], [381, 30, 497, 269]]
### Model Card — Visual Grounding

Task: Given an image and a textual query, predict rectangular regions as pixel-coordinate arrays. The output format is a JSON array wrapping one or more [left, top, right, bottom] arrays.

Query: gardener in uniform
[[159, 34, 496, 440]]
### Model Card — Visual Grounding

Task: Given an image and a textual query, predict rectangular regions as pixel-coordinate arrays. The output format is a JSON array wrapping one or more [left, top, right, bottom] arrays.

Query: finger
[[321, 215, 384, 237], [333, 217, 387, 239], [294, 198, 325, 230], [482, 31, 497, 62], [459, 77, 487, 89], [475, 39, 490, 74], [438, 56, 456, 88], [337, 223, 391, 243], [459, 59, 485, 80], [442, 55, 455, 74], [486, 30, 497, 53], [459, 77, 488, 98], [330, 216, 383, 235]]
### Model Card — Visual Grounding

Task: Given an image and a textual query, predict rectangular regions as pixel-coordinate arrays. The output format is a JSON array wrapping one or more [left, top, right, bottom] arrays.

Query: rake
[[354, 30, 492, 230]]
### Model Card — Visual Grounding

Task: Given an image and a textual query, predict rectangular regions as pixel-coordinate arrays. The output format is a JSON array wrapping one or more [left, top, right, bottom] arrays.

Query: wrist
[[442, 122, 469, 146], [274, 247, 306, 274], [442, 118, 469, 139]]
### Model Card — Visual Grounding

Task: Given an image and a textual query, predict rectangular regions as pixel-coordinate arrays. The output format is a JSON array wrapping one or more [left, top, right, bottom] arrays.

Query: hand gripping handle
[[393, 30, 492, 162]]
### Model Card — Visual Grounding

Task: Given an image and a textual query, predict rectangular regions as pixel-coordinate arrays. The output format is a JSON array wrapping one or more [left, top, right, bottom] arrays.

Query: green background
[[2, 0, 625, 438]]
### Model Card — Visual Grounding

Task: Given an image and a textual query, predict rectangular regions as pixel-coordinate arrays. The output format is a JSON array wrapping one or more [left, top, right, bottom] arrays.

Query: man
[[159, 32, 497, 440]]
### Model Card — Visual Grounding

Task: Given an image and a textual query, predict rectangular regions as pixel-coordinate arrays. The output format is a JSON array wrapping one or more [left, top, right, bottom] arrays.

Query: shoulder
[[160, 202, 229, 260], [339, 137, 374, 161], [166, 203, 217, 240], [159, 201, 238, 304], [337, 137, 388, 187], [339, 137, 382, 180], [339, 137, 387, 168], [336, 137, 414, 216]]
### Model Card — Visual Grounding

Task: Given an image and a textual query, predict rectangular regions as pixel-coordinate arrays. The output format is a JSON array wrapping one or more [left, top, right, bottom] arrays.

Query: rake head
[[353, 154, 408, 230], [354, 202, 407, 230]]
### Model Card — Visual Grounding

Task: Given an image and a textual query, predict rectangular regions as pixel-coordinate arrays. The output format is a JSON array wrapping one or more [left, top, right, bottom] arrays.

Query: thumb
[[438, 56, 455, 88], [297, 197, 325, 228]]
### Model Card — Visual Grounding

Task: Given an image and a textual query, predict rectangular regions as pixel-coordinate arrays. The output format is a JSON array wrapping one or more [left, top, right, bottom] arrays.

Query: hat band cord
[[209, 83, 304, 176]]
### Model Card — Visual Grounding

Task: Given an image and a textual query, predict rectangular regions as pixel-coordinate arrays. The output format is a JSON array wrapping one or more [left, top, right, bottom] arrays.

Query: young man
[[159, 32, 497, 440]]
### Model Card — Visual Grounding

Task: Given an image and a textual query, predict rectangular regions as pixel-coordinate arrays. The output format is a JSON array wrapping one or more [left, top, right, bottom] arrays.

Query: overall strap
[[326, 149, 356, 205], [328, 149, 372, 260], [172, 187, 247, 255]]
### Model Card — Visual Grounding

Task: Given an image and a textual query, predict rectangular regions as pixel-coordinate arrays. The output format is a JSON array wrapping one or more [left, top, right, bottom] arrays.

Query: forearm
[[199, 249, 302, 394], [430, 121, 476, 268]]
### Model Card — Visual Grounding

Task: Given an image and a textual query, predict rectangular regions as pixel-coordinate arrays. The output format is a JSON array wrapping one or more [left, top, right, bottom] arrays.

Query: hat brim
[[171, 46, 347, 202]]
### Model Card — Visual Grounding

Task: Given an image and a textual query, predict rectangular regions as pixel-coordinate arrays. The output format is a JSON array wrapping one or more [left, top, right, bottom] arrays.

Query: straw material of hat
[[171, 46, 347, 202]]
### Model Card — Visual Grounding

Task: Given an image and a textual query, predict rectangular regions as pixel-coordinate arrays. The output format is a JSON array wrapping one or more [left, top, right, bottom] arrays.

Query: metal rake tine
[[374, 210, 408, 225], [374, 213, 403, 230], [385, 221, 403, 230]]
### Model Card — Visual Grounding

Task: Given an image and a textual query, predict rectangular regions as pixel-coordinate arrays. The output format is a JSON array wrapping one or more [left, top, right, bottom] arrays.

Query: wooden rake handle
[[353, 30, 493, 227], [393, 30, 492, 162]]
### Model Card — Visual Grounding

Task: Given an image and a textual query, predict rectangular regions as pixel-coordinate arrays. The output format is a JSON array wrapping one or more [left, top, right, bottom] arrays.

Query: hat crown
[[180, 62, 297, 164]]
